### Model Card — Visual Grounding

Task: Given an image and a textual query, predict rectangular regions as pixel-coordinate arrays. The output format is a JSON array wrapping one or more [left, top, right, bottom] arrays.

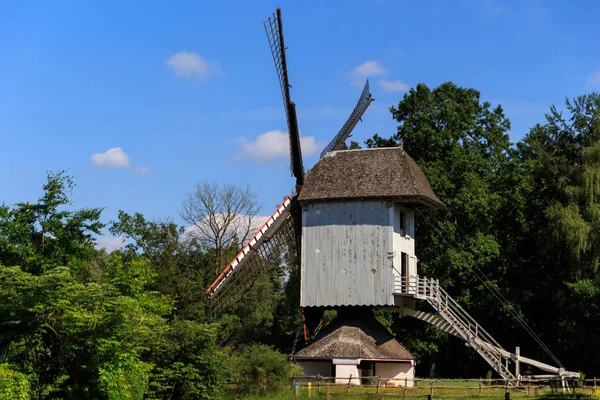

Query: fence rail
[[288, 376, 597, 398]]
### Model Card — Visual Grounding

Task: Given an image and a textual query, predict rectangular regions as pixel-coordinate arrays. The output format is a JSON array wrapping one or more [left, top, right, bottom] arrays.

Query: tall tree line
[[1, 84, 599, 398], [365, 83, 600, 378]]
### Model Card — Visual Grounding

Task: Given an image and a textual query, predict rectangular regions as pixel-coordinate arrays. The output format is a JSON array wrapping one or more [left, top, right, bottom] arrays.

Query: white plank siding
[[300, 201, 395, 307]]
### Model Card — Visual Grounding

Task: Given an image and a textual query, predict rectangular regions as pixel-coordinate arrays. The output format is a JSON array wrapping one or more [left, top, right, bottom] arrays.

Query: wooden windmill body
[[206, 7, 578, 385]]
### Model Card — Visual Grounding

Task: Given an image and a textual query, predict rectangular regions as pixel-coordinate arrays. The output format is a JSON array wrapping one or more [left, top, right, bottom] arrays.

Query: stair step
[[420, 276, 516, 381]]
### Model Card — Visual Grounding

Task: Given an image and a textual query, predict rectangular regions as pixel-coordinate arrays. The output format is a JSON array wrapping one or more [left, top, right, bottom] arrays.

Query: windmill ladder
[[391, 276, 579, 384]]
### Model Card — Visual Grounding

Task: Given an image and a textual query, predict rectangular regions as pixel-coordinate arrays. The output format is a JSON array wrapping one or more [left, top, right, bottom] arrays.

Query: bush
[[485, 370, 493, 386], [98, 356, 152, 400], [0, 364, 30, 400], [232, 344, 302, 394], [147, 320, 227, 400]]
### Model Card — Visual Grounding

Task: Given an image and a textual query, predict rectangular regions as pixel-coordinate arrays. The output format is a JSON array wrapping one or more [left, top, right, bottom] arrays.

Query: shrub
[[0, 364, 30, 400], [232, 344, 302, 394]]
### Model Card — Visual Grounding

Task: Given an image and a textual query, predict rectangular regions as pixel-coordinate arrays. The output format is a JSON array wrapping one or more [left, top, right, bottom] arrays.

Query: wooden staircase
[[393, 276, 579, 383], [396, 276, 517, 382]]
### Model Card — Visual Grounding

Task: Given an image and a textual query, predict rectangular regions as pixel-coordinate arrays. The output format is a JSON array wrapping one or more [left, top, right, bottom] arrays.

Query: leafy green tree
[[366, 82, 526, 376], [516, 93, 600, 374], [0, 363, 30, 400], [0, 170, 103, 274], [147, 320, 226, 400], [0, 265, 170, 399], [110, 211, 215, 320]]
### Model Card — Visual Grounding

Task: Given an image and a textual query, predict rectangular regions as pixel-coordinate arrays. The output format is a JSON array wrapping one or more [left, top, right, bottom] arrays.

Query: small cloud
[[390, 47, 406, 57], [166, 51, 222, 79], [95, 235, 125, 253], [481, 0, 506, 16], [587, 70, 600, 88], [91, 147, 130, 168], [235, 130, 323, 163], [349, 60, 387, 86], [134, 166, 152, 174], [378, 79, 410, 92]]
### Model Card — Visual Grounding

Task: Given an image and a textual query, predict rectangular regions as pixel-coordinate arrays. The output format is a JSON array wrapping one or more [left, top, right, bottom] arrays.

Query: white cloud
[[235, 130, 323, 163], [352, 60, 388, 76], [95, 235, 125, 253], [183, 214, 270, 245], [91, 147, 130, 168], [390, 47, 406, 57], [349, 60, 388, 87], [378, 79, 410, 92], [166, 51, 222, 79], [587, 70, 600, 88], [134, 166, 152, 174]]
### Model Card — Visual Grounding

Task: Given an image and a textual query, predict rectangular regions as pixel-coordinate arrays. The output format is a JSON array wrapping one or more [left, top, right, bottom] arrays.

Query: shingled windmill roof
[[298, 145, 444, 209], [294, 310, 413, 361]]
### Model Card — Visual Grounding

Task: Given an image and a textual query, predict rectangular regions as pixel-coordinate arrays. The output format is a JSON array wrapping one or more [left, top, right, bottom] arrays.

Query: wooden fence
[[288, 376, 599, 398]]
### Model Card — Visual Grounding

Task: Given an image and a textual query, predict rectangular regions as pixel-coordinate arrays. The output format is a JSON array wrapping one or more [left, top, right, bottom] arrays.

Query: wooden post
[[376, 377, 381, 395], [515, 347, 520, 379], [347, 374, 352, 394], [326, 382, 330, 400], [479, 378, 483, 396], [551, 379, 554, 395], [318, 376, 321, 394], [404, 377, 408, 397], [527, 379, 531, 397], [308, 381, 312, 398], [430, 378, 434, 397], [505, 378, 510, 400]]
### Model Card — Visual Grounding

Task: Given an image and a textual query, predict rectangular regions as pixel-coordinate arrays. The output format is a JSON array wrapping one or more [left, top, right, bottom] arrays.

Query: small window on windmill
[[399, 210, 406, 236]]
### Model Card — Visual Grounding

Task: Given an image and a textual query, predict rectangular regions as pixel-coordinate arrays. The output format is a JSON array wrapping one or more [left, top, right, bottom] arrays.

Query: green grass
[[226, 383, 600, 400]]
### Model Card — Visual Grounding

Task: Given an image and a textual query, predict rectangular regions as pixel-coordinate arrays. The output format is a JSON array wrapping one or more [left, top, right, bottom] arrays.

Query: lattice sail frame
[[320, 79, 373, 158], [206, 196, 297, 315], [264, 8, 304, 186]]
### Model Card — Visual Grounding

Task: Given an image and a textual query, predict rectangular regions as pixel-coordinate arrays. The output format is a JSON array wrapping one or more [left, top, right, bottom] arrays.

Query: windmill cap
[[298, 145, 444, 209]]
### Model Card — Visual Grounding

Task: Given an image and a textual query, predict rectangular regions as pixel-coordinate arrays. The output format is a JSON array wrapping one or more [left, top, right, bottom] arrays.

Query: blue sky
[[1, 1, 600, 250]]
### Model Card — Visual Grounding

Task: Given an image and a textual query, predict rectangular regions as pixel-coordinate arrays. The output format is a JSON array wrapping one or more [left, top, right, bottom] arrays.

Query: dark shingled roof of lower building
[[294, 309, 413, 361], [298, 145, 444, 209]]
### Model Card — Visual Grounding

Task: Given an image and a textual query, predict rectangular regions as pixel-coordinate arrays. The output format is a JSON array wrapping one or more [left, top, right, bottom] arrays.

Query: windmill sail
[[206, 196, 297, 315], [264, 8, 304, 187], [320, 79, 373, 158]]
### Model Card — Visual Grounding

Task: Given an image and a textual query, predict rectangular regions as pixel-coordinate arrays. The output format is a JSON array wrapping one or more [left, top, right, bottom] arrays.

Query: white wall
[[296, 361, 332, 380], [301, 200, 395, 307], [335, 364, 361, 385], [375, 362, 415, 387], [392, 204, 417, 291]]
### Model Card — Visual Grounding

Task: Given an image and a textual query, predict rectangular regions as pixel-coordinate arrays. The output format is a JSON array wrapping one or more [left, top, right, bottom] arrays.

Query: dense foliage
[[0, 173, 298, 399], [366, 84, 600, 377], [1, 86, 599, 398]]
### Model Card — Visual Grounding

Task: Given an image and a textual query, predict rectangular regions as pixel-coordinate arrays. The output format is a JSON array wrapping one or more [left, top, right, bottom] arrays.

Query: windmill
[[206, 7, 579, 385]]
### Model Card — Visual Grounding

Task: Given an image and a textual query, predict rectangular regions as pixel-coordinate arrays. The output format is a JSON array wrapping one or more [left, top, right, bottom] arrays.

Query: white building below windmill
[[294, 309, 415, 386]]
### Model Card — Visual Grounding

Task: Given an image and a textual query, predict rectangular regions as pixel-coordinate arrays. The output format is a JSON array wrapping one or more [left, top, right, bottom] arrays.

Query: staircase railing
[[394, 275, 517, 382]]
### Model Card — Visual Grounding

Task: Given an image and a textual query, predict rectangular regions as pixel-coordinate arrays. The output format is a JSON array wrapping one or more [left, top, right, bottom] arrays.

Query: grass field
[[227, 379, 599, 400]]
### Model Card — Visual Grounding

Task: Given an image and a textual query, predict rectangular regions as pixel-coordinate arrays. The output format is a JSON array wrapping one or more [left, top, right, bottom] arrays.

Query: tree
[[0, 170, 104, 274], [109, 212, 215, 320], [180, 182, 262, 274], [515, 92, 600, 374], [0, 265, 170, 399], [366, 82, 526, 377]]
